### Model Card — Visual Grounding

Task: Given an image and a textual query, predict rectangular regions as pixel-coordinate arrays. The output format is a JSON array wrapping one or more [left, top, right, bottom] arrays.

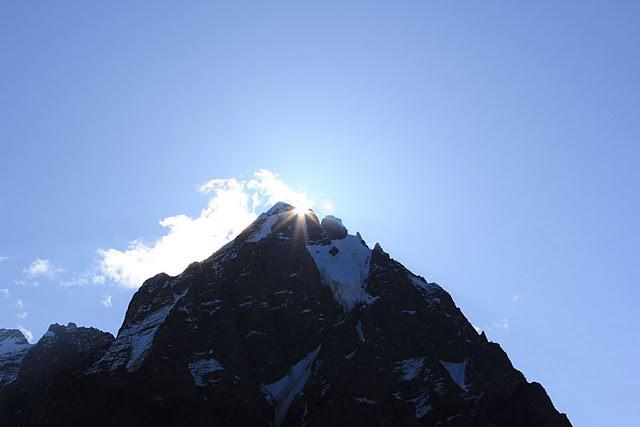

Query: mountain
[[0, 323, 114, 424], [0, 202, 571, 426], [0, 329, 31, 387]]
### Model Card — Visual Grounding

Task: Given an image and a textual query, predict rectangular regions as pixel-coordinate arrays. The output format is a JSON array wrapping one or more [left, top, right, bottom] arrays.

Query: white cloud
[[24, 258, 62, 278], [60, 277, 88, 287], [98, 169, 314, 288], [493, 319, 510, 331], [14, 279, 39, 287], [59, 272, 106, 287], [512, 295, 520, 303], [13, 298, 28, 319], [0, 256, 9, 262], [17, 325, 33, 343], [101, 295, 112, 308], [0, 288, 9, 297]]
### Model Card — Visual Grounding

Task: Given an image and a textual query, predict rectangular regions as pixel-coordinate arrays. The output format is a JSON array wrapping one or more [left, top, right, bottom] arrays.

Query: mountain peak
[[0, 203, 571, 426], [320, 215, 348, 240], [0, 329, 32, 387], [266, 201, 295, 215], [0, 329, 29, 348]]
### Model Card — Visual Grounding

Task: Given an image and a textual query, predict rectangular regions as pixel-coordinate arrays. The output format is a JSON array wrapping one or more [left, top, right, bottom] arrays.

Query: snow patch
[[247, 205, 292, 243], [355, 321, 365, 342], [91, 279, 188, 373], [189, 358, 224, 386], [412, 393, 432, 418], [0, 332, 31, 385], [0, 337, 30, 356], [262, 345, 321, 426], [410, 274, 441, 303], [306, 234, 373, 310], [396, 357, 426, 381], [353, 396, 377, 404], [440, 360, 468, 392]]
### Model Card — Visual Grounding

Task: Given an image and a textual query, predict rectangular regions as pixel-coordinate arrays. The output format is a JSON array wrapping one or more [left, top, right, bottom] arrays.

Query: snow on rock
[[395, 357, 426, 381], [353, 397, 377, 404], [320, 215, 348, 240], [188, 357, 224, 386], [266, 201, 295, 215], [410, 274, 442, 304], [91, 278, 188, 373], [355, 321, 366, 342], [412, 393, 432, 418], [262, 345, 321, 427], [0, 332, 31, 356], [440, 360, 468, 392], [40, 330, 56, 341], [247, 202, 294, 243], [247, 214, 280, 243], [306, 234, 373, 311], [0, 329, 32, 386]]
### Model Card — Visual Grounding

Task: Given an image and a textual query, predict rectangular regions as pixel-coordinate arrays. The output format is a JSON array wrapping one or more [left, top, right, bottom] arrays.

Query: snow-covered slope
[[306, 233, 375, 310], [0, 329, 31, 386]]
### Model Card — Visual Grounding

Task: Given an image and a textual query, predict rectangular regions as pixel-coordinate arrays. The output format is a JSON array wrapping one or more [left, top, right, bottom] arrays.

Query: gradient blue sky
[[1, 2, 639, 425]]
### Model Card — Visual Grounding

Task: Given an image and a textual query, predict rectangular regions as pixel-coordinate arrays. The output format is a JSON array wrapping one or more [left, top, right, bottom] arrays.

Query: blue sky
[[1, 1, 639, 425]]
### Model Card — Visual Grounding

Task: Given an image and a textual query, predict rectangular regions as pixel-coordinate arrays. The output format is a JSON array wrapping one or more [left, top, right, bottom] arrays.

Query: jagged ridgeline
[[0, 202, 571, 426]]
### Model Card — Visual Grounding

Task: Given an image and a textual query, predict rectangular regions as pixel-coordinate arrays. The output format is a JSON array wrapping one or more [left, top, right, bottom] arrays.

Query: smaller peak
[[0, 328, 29, 344], [321, 215, 348, 240], [373, 243, 385, 253], [266, 201, 295, 215], [0, 329, 31, 351], [67, 322, 78, 329]]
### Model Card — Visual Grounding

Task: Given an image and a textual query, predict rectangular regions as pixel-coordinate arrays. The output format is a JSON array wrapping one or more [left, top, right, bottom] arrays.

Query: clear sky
[[1, 2, 638, 425]]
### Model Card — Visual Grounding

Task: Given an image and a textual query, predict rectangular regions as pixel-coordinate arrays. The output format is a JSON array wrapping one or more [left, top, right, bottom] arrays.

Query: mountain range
[[0, 202, 571, 426]]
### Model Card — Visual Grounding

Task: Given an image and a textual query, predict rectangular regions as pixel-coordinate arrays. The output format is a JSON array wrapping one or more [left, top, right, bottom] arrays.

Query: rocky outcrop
[[0, 323, 113, 425], [320, 215, 348, 240]]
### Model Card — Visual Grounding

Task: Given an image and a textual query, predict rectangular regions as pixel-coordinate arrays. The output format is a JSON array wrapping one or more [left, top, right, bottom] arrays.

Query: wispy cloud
[[92, 275, 105, 285], [0, 256, 9, 263], [101, 295, 112, 308], [17, 325, 33, 343], [0, 288, 9, 297], [24, 258, 62, 278], [98, 169, 315, 288], [59, 272, 107, 287], [493, 319, 510, 331], [12, 299, 28, 319], [512, 295, 520, 303], [14, 279, 40, 287]]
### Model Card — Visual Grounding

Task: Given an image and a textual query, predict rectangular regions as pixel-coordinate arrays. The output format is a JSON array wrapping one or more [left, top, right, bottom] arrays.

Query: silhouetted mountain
[[0, 202, 571, 426], [0, 323, 114, 424]]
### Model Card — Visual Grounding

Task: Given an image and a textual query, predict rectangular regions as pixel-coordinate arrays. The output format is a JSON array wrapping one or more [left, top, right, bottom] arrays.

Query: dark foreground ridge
[[0, 202, 571, 426]]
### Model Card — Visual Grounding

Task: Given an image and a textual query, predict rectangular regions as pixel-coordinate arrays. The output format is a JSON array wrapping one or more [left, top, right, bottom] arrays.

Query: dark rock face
[[0, 203, 571, 426], [0, 323, 114, 425], [320, 215, 348, 240]]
